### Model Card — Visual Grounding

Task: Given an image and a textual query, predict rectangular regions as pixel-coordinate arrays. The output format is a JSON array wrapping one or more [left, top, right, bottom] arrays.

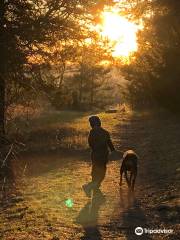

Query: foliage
[[70, 43, 112, 109], [121, 0, 180, 111], [32, 40, 116, 111], [0, 0, 116, 135]]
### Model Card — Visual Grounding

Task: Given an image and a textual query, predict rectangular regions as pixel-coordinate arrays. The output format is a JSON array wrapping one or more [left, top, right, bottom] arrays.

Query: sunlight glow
[[100, 11, 139, 58]]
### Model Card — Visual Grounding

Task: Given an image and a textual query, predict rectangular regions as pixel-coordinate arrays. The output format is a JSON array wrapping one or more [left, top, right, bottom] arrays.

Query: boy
[[83, 116, 115, 197]]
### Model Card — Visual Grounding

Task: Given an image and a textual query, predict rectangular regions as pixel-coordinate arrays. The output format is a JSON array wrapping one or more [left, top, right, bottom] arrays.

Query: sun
[[100, 11, 139, 59]]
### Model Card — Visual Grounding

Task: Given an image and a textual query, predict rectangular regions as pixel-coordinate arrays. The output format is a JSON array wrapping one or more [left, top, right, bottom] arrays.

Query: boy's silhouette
[[83, 116, 115, 197]]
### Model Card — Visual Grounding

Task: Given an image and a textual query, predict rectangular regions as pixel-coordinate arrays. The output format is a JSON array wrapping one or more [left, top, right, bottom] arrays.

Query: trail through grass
[[0, 109, 179, 240]]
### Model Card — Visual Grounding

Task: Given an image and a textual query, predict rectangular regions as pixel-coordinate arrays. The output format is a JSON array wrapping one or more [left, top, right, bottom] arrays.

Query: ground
[[0, 109, 179, 240]]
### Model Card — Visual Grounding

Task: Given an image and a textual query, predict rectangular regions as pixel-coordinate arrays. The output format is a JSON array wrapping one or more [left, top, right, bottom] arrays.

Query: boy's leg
[[82, 182, 92, 197], [91, 163, 107, 189]]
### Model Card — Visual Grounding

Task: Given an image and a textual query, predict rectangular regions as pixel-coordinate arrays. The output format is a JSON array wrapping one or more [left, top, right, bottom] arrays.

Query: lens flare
[[65, 199, 73, 208]]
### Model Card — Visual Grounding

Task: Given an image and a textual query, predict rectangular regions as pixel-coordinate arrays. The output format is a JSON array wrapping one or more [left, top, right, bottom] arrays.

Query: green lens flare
[[65, 199, 73, 208]]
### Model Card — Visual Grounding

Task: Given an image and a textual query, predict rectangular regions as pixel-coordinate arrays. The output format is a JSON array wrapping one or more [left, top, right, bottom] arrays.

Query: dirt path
[[0, 112, 179, 240]]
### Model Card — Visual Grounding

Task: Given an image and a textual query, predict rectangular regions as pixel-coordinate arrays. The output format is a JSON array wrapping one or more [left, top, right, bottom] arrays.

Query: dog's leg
[[125, 171, 131, 188], [130, 172, 133, 189], [131, 169, 137, 191]]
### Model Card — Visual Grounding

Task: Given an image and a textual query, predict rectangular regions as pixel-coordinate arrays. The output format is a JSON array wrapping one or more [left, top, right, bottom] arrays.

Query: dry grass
[[8, 108, 124, 152]]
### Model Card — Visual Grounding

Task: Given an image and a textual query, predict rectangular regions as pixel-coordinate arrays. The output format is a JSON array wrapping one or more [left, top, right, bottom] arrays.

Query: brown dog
[[120, 150, 138, 191]]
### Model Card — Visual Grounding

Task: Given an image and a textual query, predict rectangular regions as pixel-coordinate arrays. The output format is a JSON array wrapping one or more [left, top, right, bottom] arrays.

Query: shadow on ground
[[75, 190, 106, 240], [117, 188, 152, 240]]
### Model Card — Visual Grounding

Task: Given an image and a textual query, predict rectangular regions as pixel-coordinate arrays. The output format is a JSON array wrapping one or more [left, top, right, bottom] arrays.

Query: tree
[[121, 0, 180, 111], [0, 0, 116, 136], [71, 41, 112, 109]]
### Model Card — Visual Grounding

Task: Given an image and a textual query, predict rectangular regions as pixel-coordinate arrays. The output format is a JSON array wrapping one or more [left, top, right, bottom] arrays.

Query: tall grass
[[7, 108, 123, 152]]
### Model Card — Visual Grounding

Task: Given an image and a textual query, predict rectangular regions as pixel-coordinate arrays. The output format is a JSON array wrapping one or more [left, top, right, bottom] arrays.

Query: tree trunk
[[0, 75, 5, 137], [0, 0, 6, 137], [0, 74, 6, 181], [58, 61, 66, 88]]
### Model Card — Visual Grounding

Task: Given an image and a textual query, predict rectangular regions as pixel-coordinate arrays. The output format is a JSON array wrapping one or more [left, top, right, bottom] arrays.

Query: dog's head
[[123, 150, 138, 159]]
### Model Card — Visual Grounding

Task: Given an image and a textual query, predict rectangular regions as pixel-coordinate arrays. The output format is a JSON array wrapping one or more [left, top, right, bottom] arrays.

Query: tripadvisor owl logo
[[135, 227, 174, 235], [135, 227, 143, 235]]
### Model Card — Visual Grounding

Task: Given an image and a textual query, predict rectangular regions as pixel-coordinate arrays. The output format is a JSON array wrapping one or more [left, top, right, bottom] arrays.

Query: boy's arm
[[88, 130, 93, 148], [107, 132, 115, 152]]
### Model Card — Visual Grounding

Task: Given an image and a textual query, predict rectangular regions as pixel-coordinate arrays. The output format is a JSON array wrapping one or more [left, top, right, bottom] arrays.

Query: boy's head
[[89, 116, 101, 128]]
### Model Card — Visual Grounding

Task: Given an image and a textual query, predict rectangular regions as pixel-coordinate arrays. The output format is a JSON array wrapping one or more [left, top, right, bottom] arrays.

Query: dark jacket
[[88, 126, 115, 164]]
